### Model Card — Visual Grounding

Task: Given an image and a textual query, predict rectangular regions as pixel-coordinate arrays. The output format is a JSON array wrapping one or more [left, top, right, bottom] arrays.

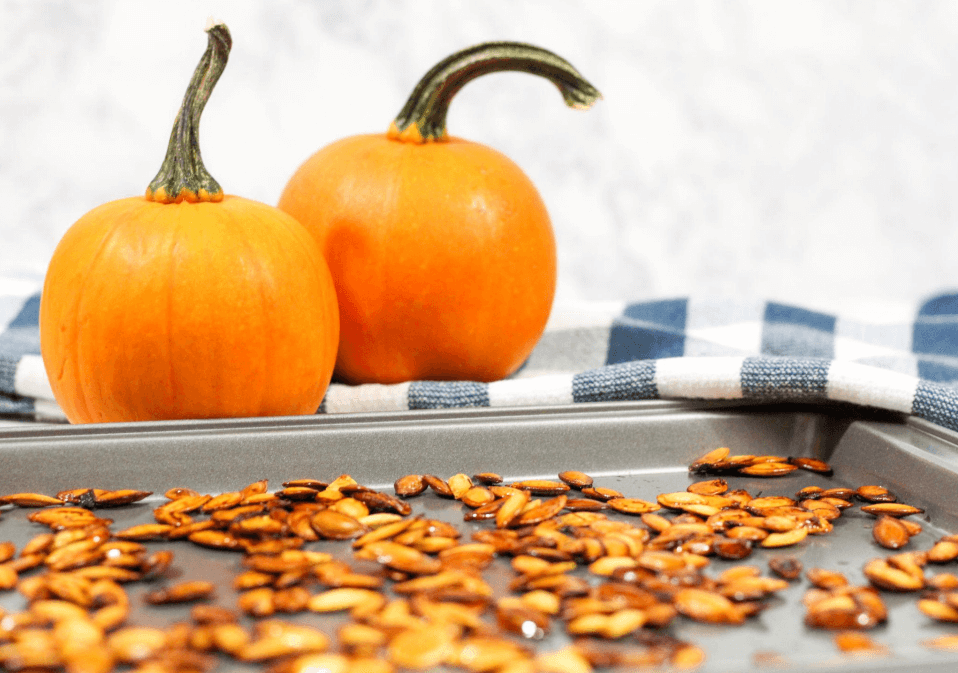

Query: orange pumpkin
[[278, 42, 600, 384], [40, 24, 339, 423]]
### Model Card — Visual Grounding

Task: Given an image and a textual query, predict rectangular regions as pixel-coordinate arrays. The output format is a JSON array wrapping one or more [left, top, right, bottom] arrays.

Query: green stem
[[388, 41, 601, 143], [146, 23, 232, 203]]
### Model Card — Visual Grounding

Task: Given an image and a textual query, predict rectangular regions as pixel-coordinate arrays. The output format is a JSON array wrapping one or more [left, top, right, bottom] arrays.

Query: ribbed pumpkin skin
[[40, 195, 340, 423], [278, 133, 557, 384]]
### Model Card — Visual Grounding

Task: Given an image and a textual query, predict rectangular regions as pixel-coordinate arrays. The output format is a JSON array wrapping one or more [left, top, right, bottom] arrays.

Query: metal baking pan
[[3, 399, 958, 672]]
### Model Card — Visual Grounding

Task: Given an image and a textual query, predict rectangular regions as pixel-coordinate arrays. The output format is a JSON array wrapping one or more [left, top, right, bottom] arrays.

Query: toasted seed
[[856, 485, 896, 503], [687, 479, 728, 496], [145, 580, 215, 605], [788, 457, 833, 475], [713, 537, 753, 560], [472, 473, 503, 485], [689, 446, 731, 470], [107, 627, 168, 663], [511, 480, 571, 496], [834, 631, 883, 652], [352, 490, 412, 516], [739, 462, 798, 477], [495, 489, 531, 529], [673, 589, 745, 625], [113, 524, 172, 541], [188, 530, 244, 551], [447, 474, 473, 499], [394, 475, 426, 498], [94, 490, 152, 507], [558, 471, 593, 490], [761, 528, 808, 548], [919, 598, 958, 622], [0, 492, 65, 507], [806, 568, 848, 590], [582, 487, 623, 502], [873, 516, 911, 550], [563, 498, 606, 513], [863, 558, 924, 591], [422, 475, 455, 498], [307, 588, 386, 614], [606, 498, 661, 515], [861, 503, 924, 517], [928, 540, 958, 564], [311, 511, 369, 541], [769, 556, 803, 580], [387, 623, 460, 670], [461, 487, 497, 509]]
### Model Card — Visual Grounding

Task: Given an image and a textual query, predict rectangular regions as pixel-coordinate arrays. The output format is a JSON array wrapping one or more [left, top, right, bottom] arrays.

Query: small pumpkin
[[278, 42, 600, 384], [40, 24, 339, 423]]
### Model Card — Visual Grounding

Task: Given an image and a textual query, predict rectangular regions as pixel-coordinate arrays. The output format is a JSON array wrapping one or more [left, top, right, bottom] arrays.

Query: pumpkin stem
[[146, 22, 232, 204], [387, 41, 601, 143]]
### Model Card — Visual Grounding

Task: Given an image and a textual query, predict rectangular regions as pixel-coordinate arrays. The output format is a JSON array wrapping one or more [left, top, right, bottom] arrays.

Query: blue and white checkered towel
[[5, 274, 958, 432]]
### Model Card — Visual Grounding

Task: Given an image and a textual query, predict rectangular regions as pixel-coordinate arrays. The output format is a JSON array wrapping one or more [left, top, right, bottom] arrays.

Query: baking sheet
[[2, 400, 958, 672]]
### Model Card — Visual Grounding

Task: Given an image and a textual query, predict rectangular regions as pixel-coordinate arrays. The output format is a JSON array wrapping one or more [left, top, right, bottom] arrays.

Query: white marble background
[[2, 0, 958, 320]]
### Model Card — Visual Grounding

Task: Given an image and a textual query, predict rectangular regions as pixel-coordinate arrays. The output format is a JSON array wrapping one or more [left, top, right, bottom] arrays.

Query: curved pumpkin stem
[[146, 23, 232, 204], [387, 41, 601, 144]]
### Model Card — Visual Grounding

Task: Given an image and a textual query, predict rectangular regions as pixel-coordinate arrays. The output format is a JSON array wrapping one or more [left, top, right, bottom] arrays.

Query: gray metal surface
[[1, 400, 958, 671]]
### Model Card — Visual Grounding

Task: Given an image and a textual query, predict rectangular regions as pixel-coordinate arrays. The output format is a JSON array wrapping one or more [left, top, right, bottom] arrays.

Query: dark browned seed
[[511, 480, 571, 496], [787, 456, 833, 476], [806, 568, 849, 590], [856, 485, 897, 503], [310, 510, 369, 540], [769, 556, 803, 581], [796, 486, 825, 500], [0, 492, 64, 507], [607, 498, 661, 515], [145, 580, 216, 604], [352, 490, 412, 516], [564, 498, 607, 512], [581, 487, 623, 502], [56, 488, 101, 508], [114, 523, 173, 541], [687, 479, 728, 496], [394, 475, 426, 498], [279, 478, 326, 490], [860, 503, 924, 518], [422, 475, 455, 498], [94, 489, 153, 507], [557, 471, 593, 490], [738, 462, 798, 477], [713, 537, 753, 560], [873, 516, 911, 550], [472, 472, 504, 485]]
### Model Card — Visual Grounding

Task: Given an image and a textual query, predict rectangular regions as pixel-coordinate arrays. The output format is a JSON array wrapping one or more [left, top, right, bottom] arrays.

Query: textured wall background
[[3, 0, 958, 319]]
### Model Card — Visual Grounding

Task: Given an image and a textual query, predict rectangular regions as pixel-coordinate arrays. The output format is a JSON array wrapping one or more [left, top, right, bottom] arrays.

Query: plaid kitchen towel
[[5, 275, 958, 432]]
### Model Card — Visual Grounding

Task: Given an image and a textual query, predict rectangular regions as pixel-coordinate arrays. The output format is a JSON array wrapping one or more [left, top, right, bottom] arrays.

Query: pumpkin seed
[[581, 486, 623, 502], [873, 515, 911, 550], [422, 475, 455, 498], [472, 472, 503, 485], [861, 502, 924, 517], [557, 471, 593, 490], [511, 480, 571, 496], [768, 556, 803, 580], [739, 462, 798, 477], [144, 580, 215, 605]]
